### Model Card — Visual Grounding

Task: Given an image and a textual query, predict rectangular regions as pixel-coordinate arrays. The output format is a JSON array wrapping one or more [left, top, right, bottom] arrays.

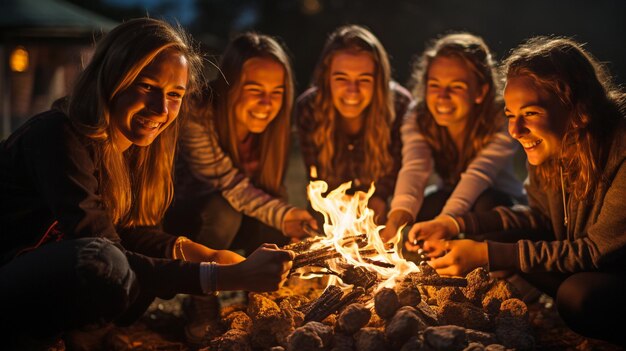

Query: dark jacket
[[295, 82, 413, 200], [460, 121, 626, 273], [0, 110, 203, 297]]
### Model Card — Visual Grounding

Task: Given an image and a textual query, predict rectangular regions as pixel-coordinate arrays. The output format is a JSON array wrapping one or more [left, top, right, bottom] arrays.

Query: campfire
[[203, 181, 534, 351]]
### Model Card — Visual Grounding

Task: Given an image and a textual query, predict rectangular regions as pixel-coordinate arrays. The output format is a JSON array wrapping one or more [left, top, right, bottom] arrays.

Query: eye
[[451, 83, 467, 90], [245, 87, 263, 95], [505, 113, 515, 119], [168, 91, 183, 99], [138, 82, 153, 91], [524, 111, 538, 117]]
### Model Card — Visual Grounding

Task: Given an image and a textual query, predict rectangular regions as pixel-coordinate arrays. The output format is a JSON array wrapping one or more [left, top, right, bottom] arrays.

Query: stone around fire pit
[[423, 325, 468, 350], [247, 293, 301, 348], [374, 288, 400, 319], [385, 306, 429, 348], [436, 286, 468, 306], [336, 303, 372, 334], [461, 268, 494, 306], [439, 301, 492, 331], [395, 283, 421, 307], [287, 321, 333, 351], [354, 327, 387, 351], [494, 298, 534, 351], [208, 328, 251, 351], [331, 332, 355, 351]]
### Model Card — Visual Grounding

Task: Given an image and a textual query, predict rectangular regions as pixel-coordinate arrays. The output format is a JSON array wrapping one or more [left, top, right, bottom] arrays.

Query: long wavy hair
[[502, 36, 626, 201], [410, 32, 504, 186], [310, 24, 395, 182], [205, 32, 294, 196], [67, 18, 204, 227]]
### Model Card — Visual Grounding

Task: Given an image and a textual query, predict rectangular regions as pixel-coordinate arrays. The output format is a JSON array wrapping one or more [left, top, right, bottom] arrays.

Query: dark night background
[[3, 0, 626, 205], [67, 0, 626, 94]]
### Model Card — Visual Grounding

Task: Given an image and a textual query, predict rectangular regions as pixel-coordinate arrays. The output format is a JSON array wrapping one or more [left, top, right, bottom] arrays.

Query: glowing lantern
[[10, 46, 29, 72]]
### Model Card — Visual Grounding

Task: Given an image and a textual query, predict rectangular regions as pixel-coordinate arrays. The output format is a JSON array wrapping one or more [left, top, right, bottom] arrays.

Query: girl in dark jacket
[[0, 18, 294, 346]]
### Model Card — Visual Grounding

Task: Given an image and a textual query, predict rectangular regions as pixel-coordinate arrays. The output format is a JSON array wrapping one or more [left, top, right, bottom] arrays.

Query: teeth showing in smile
[[251, 112, 268, 119], [136, 116, 162, 129], [522, 139, 542, 149], [342, 98, 360, 105], [436, 105, 454, 114]]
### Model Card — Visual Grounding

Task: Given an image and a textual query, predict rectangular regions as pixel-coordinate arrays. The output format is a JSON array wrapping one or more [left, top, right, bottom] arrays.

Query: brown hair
[[410, 32, 503, 186], [502, 36, 626, 200], [68, 17, 204, 227], [309, 24, 395, 182], [202, 32, 294, 196]]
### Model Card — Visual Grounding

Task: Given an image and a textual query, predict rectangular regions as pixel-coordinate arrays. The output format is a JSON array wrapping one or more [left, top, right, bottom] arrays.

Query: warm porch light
[[10, 46, 29, 72]]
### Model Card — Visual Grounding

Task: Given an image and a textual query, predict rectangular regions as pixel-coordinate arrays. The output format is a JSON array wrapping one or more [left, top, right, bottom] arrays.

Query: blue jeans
[[0, 237, 142, 342]]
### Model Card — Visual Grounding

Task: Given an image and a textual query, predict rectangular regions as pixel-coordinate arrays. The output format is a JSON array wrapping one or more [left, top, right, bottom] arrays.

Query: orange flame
[[298, 180, 422, 292]]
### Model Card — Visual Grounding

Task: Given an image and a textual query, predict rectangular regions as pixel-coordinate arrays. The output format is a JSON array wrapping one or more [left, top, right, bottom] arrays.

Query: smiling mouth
[[435, 105, 454, 114], [135, 116, 163, 130], [250, 112, 269, 120], [342, 98, 361, 106], [521, 139, 543, 149]]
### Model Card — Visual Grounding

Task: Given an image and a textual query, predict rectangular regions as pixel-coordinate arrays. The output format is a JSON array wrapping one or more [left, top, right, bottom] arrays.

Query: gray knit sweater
[[460, 122, 626, 273]]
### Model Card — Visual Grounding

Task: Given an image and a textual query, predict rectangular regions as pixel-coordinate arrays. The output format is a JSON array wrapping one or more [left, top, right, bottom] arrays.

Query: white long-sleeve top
[[389, 105, 525, 219]]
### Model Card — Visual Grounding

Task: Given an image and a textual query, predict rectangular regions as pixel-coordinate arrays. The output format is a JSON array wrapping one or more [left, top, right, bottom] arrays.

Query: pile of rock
[[201, 267, 534, 351]]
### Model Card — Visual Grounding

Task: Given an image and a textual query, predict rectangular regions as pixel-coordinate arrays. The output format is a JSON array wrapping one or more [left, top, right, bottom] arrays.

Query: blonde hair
[[68, 18, 204, 227], [502, 36, 626, 200], [310, 24, 395, 182], [206, 32, 294, 196], [410, 32, 504, 186]]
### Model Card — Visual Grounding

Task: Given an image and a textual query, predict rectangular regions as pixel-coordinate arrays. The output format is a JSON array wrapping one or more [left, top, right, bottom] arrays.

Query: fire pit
[[204, 181, 535, 351]]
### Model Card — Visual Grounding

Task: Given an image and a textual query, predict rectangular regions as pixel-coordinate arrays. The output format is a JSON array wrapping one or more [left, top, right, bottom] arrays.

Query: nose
[[346, 80, 360, 94], [508, 116, 528, 139], [437, 87, 451, 99], [147, 92, 168, 116], [258, 92, 273, 107]]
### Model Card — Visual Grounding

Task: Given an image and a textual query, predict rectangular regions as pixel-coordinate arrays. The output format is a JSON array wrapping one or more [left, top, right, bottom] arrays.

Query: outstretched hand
[[282, 208, 319, 240], [404, 215, 458, 252], [423, 239, 488, 277], [380, 209, 413, 243], [228, 243, 295, 292]]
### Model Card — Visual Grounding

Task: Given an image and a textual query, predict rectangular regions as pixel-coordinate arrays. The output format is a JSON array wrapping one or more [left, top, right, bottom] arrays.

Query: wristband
[[200, 261, 219, 296]]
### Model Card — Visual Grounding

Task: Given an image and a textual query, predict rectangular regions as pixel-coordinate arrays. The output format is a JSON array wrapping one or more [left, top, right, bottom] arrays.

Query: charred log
[[301, 285, 366, 323], [404, 272, 468, 288]]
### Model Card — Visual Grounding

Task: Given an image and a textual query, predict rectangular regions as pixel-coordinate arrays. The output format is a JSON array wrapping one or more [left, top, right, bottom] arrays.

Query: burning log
[[291, 243, 394, 271], [301, 285, 366, 323], [404, 271, 468, 288], [337, 265, 378, 290], [281, 236, 324, 253]]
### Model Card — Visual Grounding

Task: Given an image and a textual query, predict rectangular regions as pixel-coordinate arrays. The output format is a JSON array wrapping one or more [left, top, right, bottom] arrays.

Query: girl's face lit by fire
[[109, 49, 188, 151], [329, 50, 375, 120], [233, 57, 286, 141], [425, 56, 488, 136], [504, 76, 568, 166]]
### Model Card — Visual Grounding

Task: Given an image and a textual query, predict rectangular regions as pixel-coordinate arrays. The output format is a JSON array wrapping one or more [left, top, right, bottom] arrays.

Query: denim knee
[[75, 238, 137, 322]]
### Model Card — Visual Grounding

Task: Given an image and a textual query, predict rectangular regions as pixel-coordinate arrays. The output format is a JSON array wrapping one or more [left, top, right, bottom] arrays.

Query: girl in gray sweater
[[408, 36, 626, 347]]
